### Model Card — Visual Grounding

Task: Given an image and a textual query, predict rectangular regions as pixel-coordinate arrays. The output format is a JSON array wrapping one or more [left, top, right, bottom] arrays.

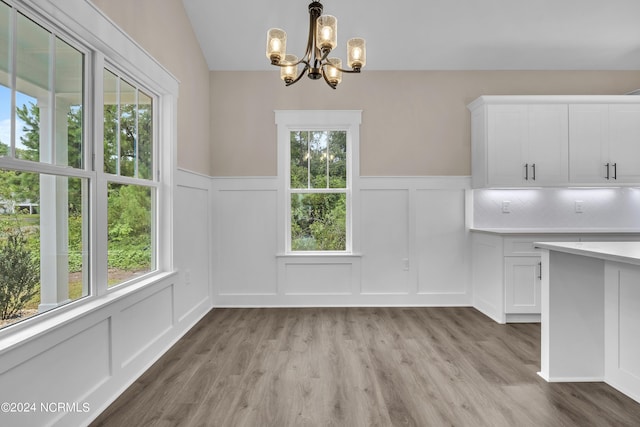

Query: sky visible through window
[[0, 85, 32, 150]]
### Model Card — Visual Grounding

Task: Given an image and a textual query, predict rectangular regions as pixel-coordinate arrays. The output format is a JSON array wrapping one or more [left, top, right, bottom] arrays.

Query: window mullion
[[9, 6, 15, 158], [325, 133, 329, 189], [48, 31, 56, 166], [115, 76, 120, 176], [134, 87, 139, 178], [306, 130, 310, 189]]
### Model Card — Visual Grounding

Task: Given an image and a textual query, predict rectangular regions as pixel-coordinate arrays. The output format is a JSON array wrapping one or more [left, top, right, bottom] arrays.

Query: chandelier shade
[[266, 1, 366, 89]]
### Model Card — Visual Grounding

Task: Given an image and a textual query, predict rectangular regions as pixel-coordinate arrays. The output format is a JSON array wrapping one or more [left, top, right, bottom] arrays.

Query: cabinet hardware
[[605, 163, 610, 180], [613, 163, 617, 180], [538, 261, 542, 280], [532, 163, 536, 181], [524, 163, 529, 180]]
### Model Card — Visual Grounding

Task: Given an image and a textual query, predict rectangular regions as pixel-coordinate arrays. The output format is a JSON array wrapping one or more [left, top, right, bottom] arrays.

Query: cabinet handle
[[532, 163, 536, 181], [538, 261, 542, 280], [605, 163, 610, 180], [613, 162, 617, 180], [524, 163, 529, 180]]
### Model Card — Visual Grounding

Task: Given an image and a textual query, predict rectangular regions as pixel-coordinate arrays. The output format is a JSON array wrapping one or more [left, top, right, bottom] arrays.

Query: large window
[[0, 1, 165, 330], [276, 110, 361, 254]]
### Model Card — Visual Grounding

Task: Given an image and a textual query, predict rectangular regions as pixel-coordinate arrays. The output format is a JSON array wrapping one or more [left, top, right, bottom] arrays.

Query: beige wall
[[92, 0, 211, 175], [211, 70, 640, 176]]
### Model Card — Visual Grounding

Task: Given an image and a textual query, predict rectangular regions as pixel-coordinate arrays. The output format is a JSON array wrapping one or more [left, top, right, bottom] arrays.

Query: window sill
[[276, 252, 362, 258], [0, 270, 178, 356]]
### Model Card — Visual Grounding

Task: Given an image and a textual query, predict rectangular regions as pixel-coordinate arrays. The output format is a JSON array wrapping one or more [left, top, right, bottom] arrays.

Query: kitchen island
[[535, 241, 640, 404]]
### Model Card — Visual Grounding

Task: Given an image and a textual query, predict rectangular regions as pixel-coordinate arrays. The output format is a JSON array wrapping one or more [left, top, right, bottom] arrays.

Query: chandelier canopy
[[266, 1, 366, 89]]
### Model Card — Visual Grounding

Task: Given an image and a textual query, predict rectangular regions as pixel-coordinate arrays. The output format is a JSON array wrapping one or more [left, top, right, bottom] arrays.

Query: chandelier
[[266, 1, 366, 89]]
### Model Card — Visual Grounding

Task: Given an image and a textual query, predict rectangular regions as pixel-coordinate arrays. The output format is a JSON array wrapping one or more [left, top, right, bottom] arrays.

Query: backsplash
[[472, 187, 640, 229]]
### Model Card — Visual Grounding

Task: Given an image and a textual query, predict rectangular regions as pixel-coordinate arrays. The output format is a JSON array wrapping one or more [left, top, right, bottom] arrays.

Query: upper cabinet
[[469, 96, 640, 188], [570, 104, 640, 184]]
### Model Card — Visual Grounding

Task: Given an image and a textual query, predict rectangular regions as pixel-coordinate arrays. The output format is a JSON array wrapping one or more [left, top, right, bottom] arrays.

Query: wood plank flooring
[[91, 307, 640, 426]]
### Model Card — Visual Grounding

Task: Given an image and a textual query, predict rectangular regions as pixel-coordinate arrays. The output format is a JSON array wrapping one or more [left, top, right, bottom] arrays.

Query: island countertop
[[534, 241, 640, 267], [471, 227, 640, 235]]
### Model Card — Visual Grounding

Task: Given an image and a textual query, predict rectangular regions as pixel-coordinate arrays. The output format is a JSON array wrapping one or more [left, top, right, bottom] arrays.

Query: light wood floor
[[91, 307, 640, 426]]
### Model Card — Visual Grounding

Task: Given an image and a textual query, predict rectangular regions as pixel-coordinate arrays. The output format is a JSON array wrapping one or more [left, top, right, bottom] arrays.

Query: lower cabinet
[[505, 257, 541, 314], [471, 231, 640, 324]]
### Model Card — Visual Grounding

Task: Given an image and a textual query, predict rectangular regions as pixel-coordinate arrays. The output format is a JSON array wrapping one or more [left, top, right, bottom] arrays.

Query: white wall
[[212, 176, 471, 306], [0, 170, 213, 427]]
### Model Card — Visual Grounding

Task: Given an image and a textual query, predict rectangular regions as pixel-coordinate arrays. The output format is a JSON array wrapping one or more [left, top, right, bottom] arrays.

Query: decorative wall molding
[[211, 175, 472, 307]]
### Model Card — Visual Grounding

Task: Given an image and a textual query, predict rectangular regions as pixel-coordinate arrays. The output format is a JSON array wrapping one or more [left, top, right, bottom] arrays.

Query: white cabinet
[[469, 96, 640, 188], [609, 104, 640, 183], [505, 257, 541, 314], [568, 104, 608, 184], [471, 231, 640, 324], [570, 104, 640, 184], [484, 104, 568, 187]]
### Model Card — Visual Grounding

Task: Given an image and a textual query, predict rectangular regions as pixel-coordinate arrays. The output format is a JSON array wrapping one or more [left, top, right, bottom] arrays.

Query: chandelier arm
[[304, 3, 319, 65], [272, 58, 311, 68], [322, 62, 361, 74]]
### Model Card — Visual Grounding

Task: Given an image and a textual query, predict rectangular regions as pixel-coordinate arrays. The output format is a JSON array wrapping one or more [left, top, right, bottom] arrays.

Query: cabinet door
[[505, 256, 541, 314], [527, 105, 569, 186], [487, 105, 527, 186], [569, 104, 608, 184], [609, 104, 640, 183]]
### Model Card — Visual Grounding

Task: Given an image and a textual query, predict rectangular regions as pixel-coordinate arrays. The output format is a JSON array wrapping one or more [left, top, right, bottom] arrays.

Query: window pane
[[309, 131, 327, 188], [0, 2, 9, 157], [138, 91, 152, 180], [328, 131, 347, 188], [0, 85, 8, 157], [15, 13, 50, 164], [103, 69, 118, 174], [291, 192, 346, 251], [107, 183, 154, 287], [119, 80, 136, 177], [0, 169, 89, 329], [290, 131, 308, 189], [55, 37, 83, 169]]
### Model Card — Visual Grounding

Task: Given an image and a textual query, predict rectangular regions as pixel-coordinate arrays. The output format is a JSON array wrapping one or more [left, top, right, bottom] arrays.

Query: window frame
[[0, 0, 176, 335], [276, 110, 361, 255]]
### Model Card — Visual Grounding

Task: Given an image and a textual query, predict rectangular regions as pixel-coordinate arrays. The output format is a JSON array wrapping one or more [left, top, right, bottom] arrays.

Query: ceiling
[[182, 0, 640, 72]]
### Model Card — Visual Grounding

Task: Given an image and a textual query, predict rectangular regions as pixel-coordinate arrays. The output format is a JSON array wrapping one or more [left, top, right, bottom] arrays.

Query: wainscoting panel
[[174, 181, 212, 322], [416, 189, 470, 301], [360, 189, 411, 294], [283, 262, 353, 295], [215, 184, 278, 296], [118, 286, 174, 368], [212, 176, 472, 306], [0, 319, 111, 426]]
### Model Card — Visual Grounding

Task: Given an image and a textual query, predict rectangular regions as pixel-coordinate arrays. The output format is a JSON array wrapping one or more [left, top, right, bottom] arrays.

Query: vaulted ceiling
[[182, 0, 640, 71]]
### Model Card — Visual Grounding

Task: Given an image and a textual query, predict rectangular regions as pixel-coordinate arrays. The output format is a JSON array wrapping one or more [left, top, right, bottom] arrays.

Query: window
[[276, 110, 361, 254], [0, 1, 168, 330], [103, 69, 156, 287], [0, 3, 89, 328]]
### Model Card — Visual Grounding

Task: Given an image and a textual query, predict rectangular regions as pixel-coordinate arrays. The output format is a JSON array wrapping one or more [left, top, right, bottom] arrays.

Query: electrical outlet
[[575, 201, 584, 213], [402, 258, 409, 271], [502, 201, 511, 213]]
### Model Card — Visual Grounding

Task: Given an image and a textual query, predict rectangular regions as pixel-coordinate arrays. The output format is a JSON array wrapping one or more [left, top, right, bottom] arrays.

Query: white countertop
[[535, 241, 640, 266], [470, 227, 640, 235]]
